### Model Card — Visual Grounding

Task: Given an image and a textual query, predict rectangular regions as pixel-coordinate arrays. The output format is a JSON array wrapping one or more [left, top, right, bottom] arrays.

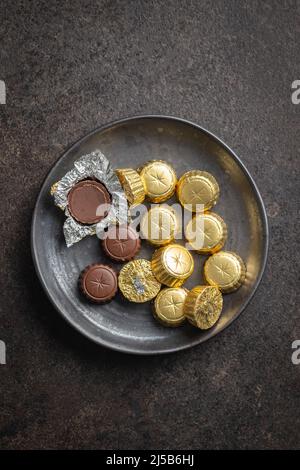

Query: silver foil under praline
[[51, 150, 128, 247]]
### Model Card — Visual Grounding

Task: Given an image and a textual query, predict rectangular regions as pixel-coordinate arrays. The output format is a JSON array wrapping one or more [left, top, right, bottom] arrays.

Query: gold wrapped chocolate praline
[[185, 211, 227, 254], [140, 205, 179, 246], [118, 259, 161, 302], [116, 168, 145, 207], [176, 170, 219, 212], [184, 285, 223, 329], [153, 287, 188, 327], [151, 244, 194, 287], [203, 251, 246, 293], [138, 160, 177, 203]]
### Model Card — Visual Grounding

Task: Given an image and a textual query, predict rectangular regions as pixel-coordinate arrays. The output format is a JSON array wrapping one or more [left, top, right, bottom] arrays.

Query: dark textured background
[[1, 0, 299, 450]]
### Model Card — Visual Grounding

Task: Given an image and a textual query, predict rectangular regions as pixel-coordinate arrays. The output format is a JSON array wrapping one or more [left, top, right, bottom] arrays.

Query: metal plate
[[31, 116, 269, 354]]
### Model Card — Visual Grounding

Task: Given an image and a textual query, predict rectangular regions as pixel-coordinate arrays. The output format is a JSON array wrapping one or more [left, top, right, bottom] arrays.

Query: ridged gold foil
[[116, 168, 145, 206], [185, 211, 227, 254], [140, 205, 179, 246], [203, 251, 246, 293], [153, 287, 188, 327], [184, 285, 223, 329], [176, 170, 220, 212], [50, 182, 59, 197], [118, 259, 161, 302], [138, 160, 177, 202], [151, 244, 194, 287]]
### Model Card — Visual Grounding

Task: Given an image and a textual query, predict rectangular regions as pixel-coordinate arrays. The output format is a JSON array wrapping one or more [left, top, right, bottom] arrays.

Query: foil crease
[[52, 150, 128, 247]]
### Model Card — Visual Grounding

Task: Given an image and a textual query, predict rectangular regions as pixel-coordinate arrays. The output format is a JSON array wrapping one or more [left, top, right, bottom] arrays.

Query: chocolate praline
[[79, 264, 118, 303], [68, 179, 111, 225], [102, 225, 141, 262], [118, 259, 161, 303]]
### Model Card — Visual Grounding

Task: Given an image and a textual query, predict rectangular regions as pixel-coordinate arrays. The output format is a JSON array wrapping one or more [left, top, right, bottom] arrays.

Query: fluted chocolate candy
[[140, 205, 179, 246], [102, 225, 141, 262], [204, 251, 246, 293], [118, 259, 161, 303], [151, 244, 194, 287], [139, 160, 177, 203], [184, 285, 223, 329], [116, 169, 145, 207], [185, 211, 227, 254], [177, 170, 219, 212], [153, 287, 188, 327], [79, 264, 118, 303], [68, 179, 111, 225]]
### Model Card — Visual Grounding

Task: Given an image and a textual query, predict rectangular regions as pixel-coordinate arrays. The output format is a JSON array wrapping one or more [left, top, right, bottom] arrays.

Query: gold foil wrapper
[[140, 205, 179, 246], [50, 182, 59, 197], [203, 251, 246, 293], [118, 259, 161, 302], [176, 170, 220, 212], [185, 211, 227, 254], [153, 287, 188, 327], [184, 285, 223, 329], [138, 160, 177, 202], [116, 168, 145, 206], [151, 244, 194, 287]]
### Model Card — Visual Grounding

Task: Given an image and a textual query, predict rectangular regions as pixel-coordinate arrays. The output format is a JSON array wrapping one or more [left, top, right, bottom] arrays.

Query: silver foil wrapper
[[51, 150, 128, 247]]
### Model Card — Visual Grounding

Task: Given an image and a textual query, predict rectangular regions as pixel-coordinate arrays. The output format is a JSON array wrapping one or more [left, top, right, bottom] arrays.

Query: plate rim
[[31, 114, 269, 355]]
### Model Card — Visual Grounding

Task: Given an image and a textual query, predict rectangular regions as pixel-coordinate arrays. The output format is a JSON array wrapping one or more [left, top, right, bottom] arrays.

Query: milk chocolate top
[[68, 179, 111, 225], [102, 225, 140, 262], [79, 264, 118, 303]]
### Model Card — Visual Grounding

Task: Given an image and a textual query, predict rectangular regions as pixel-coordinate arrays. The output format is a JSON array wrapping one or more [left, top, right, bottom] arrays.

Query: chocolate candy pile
[[52, 156, 246, 331]]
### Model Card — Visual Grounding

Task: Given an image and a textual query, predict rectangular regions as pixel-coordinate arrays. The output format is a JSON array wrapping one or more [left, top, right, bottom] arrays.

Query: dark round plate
[[31, 115, 269, 354]]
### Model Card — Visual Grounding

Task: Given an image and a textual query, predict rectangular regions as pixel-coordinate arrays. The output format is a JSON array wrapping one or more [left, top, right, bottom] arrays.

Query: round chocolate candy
[[118, 259, 161, 303], [140, 205, 179, 246], [176, 170, 219, 212], [184, 285, 223, 329], [203, 251, 246, 293], [153, 287, 188, 327], [68, 179, 111, 225], [185, 211, 227, 254], [139, 160, 177, 203], [79, 264, 118, 303], [102, 225, 141, 262], [151, 244, 194, 287]]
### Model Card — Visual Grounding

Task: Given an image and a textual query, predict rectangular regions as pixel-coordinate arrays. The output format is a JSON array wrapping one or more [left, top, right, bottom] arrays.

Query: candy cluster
[[52, 156, 246, 331]]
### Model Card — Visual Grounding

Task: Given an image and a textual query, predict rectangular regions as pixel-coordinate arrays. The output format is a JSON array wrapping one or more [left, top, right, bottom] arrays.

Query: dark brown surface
[[102, 225, 140, 262], [0, 0, 299, 450], [68, 179, 111, 224], [79, 264, 118, 303]]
